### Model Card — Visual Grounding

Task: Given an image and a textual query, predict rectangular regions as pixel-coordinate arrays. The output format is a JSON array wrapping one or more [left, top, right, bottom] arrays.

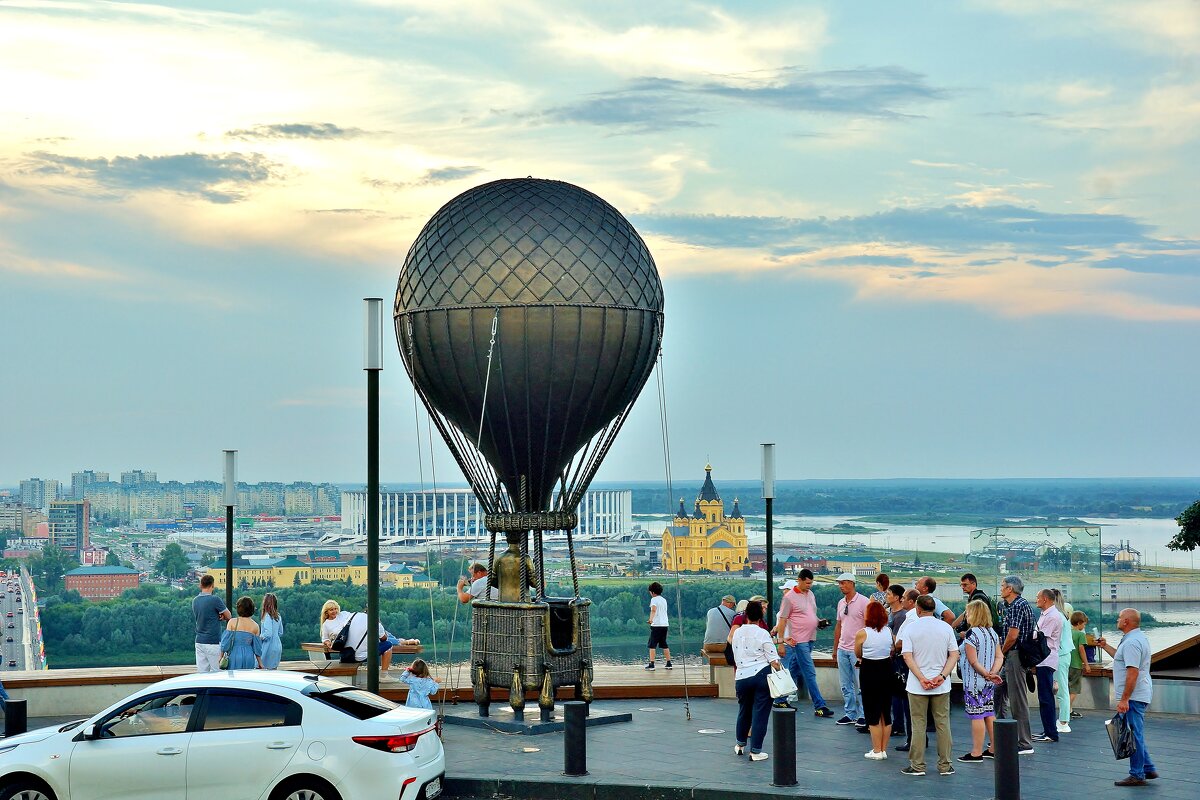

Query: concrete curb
[[442, 776, 853, 800]]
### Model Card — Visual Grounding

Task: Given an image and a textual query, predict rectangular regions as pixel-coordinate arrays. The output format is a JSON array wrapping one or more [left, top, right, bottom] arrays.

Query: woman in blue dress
[[259, 593, 284, 670], [220, 596, 264, 670]]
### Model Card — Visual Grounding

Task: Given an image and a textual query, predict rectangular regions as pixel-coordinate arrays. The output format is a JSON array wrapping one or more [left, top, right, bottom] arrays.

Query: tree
[[105, 550, 122, 567], [293, 573, 302, 587], [1168, 500, 1200, 552], [155, 542, 190, 579], [30, 545, 80, 592]]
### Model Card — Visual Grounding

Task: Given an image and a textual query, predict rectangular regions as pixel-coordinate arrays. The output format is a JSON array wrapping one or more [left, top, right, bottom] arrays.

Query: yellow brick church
[[661, 465, 749, 573]]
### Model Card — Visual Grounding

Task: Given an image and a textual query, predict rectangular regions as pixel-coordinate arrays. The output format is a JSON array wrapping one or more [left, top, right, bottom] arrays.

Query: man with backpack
[[954, 573, 1001, 637]]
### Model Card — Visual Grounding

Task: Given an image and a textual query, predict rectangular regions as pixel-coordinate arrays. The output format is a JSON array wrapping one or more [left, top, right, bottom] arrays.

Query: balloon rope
[[656, 354, 690, 721], [476, 309, 499, 450]]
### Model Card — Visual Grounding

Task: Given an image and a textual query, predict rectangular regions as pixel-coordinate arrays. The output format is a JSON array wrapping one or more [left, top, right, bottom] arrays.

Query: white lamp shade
[[364, 298, 384, 370], [223, 450, 237, 506], [761, 443, 775, 499]]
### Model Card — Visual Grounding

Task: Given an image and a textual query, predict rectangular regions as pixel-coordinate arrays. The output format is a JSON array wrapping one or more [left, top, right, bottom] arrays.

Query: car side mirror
[[81, 724, 99, 740]]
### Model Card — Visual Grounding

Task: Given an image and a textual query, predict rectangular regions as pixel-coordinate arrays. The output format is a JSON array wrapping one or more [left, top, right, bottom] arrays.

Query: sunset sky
[[3, 1, 1198, 485]]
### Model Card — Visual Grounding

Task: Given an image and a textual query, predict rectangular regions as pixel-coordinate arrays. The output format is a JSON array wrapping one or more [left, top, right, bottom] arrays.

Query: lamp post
[[364, 298, 384, 694], [762, 443, 775, 617], [222, 450, 237, 611]]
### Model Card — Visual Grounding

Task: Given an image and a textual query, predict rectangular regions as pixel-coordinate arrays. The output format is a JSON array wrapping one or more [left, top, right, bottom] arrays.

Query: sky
[[2, 0, 1199, 487]]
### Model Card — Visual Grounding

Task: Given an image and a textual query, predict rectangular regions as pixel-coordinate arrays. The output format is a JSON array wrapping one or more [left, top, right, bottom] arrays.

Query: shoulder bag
[[720, 607, 737, 668], [219, 619, 237, 670]]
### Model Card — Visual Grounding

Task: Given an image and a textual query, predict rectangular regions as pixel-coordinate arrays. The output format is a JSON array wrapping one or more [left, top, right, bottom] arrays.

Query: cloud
[[225, 122, 369, 141], [1056, 82, 1111, 104], [545, 9, 826, 79], [980, 0, 1200, 55], [543, 66, 946, 132], [22, 151, 280, 203], [634, 204, 1200, 320], [414, 165, 484, 185]]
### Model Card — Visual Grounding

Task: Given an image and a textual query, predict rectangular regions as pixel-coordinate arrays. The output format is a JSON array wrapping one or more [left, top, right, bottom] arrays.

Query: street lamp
[[223, 449, 237, 611], [364, 298, 384, 694], [762, 443, 776, 616]]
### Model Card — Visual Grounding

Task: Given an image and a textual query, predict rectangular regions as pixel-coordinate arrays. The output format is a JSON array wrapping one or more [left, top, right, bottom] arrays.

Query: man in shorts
[[193, 575, 230, 673], [645, 581, 672, 670]]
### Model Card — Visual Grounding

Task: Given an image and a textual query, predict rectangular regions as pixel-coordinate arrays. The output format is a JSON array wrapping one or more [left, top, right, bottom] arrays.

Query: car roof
[[152, 670, 324, 694]]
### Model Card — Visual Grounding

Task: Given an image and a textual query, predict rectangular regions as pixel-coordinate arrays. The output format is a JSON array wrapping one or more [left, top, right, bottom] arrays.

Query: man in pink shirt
[[832, 572, 869, 725], [773, 569, 834, 717]]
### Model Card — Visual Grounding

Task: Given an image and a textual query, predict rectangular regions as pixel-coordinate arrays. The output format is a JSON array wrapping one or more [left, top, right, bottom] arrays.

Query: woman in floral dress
[[959, 599, 1004, 763]]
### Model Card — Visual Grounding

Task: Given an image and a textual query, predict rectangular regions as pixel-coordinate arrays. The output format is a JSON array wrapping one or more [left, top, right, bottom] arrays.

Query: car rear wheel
[[270, 777, 342, 800], [0, 781, 56, 800]]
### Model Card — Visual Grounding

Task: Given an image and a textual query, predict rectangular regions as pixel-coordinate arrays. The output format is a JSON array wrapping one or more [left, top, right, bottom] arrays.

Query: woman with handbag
[[731, 600, 783, 762], [855, 601, 896, 760], [220, 596, 264, 670], [959, 599, 1004, 763]]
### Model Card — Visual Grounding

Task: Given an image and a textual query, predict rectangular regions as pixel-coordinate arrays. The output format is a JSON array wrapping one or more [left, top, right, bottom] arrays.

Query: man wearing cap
[[704, 595, 737, 646], [832, 572, 869, 726], [774, 569, 834, 718]]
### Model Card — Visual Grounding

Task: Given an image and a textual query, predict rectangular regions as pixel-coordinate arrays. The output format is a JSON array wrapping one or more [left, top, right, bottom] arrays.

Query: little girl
[[400, 659, 441, 709]]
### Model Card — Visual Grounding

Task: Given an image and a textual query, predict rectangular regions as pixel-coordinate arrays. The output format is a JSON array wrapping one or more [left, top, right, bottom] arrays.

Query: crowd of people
[[695, 571, 1156, 787]]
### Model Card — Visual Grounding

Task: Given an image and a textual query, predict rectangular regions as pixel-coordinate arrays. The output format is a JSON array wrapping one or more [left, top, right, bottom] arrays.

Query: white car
[[0, 671, 444, 800]]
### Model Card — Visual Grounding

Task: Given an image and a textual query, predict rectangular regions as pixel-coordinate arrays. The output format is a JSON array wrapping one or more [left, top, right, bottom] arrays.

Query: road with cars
[[2, 570, 39, 672]]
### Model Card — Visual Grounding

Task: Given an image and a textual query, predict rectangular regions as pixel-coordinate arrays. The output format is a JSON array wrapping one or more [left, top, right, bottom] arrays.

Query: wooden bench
[[301, 642, 424, 664]]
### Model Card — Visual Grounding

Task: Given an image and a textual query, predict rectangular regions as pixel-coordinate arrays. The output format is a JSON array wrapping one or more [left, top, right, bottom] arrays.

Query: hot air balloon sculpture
[[395, 178, 664, 719]]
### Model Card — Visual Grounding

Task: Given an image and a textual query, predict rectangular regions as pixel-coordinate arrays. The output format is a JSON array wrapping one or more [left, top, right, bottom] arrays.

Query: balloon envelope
[[395, 178, 664, 512]]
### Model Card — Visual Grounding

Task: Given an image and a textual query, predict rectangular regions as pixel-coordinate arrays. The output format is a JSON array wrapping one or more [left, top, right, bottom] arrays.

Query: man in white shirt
[[915, 576, 956, 625], [646, 581, 673, 670], [336, 609, 417, 682], [900, 595, 959, 777], [457, 562, 499, 603]]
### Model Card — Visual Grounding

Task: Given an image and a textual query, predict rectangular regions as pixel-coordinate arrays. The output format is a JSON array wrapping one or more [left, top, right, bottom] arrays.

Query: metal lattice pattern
[[396, 179, 663, 314], [471, 602, 591, 691]]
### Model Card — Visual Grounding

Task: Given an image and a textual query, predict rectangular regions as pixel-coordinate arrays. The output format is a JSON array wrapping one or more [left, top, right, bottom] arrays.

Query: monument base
[[440, 702, 631, 735]]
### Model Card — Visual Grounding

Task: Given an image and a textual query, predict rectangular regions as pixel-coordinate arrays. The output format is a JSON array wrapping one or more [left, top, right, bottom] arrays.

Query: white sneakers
[[1057, 721, 1072, 734], [749, 752, 769, 762], [734, 744, 744, 755], [865, 750, 888, 760]]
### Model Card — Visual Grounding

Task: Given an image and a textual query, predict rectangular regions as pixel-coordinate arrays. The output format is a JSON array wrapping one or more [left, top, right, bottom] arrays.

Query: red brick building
[[64, 566, 140, 600]]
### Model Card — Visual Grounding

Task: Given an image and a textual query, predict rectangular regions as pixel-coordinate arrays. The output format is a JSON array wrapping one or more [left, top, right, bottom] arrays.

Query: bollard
[[563, 701, 588, 776], [4, 699, 26, 738], [770, 706, 797, 787], [993, 718, 1020, 800]]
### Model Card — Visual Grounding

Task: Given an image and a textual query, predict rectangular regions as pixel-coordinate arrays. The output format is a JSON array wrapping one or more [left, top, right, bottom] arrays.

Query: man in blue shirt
[[193, 575, 231, 673], [1097, 608, 1156, 787]]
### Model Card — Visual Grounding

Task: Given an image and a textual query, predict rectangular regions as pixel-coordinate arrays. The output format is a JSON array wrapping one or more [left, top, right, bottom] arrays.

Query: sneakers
[[900, 766, 925, 776], [895, 743, 911, 752], [1057, 722, 1072, 733], [1070, 711, 1083, 719], [836, 715, 855, 725], [1032, 733, 1057, 743], [643, 662, 655, 671], [939, 767, 956, 776], [982, 749, 995, 759], [957, 753, 984, 763], [734, 744, 745, 756], [664, 660, 673, 670], [1018, 747, 1035, 755], [1114, 777, 1147, 787], [773, 700, 794, 709], [891, 728, 907, 737], [814, 707, 835, 718], [856, 717, 866, 727], [864, 750, 887, 760], [749, 751, 769, 762]]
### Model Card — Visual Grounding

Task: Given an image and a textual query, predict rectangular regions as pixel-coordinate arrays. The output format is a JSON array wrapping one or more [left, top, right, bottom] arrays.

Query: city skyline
[[3, 2, 1198, 484]]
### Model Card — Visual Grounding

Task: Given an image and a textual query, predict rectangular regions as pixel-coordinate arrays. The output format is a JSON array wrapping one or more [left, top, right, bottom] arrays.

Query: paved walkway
[[440, 698, 1199, 800]]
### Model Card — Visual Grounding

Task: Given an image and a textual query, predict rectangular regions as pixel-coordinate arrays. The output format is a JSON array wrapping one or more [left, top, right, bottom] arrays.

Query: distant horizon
[[12, 474, 1200, 492]]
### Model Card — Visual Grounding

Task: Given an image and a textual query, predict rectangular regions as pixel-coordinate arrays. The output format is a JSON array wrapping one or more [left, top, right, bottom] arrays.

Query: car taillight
[[352, 726, 435, 753]]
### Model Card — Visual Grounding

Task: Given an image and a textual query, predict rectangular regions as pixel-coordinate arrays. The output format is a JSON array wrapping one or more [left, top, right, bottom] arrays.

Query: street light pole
[[762, 443, 776, 617], [364, 298, 384, 694], [223, 450, 237, 611]]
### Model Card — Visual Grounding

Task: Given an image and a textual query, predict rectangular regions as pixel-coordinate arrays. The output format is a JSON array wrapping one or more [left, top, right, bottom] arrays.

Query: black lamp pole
[[762, 443, 776, 617], [364, 299, 384, 694], [223, 450, 237, 611]]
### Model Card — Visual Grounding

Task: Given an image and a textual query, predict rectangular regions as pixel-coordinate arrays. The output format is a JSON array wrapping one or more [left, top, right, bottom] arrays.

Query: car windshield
[[308, 686, 398, 720]]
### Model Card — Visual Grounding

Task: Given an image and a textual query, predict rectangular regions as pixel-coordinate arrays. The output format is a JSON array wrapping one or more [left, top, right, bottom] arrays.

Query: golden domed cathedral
[[661, 465, 749, 573]]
